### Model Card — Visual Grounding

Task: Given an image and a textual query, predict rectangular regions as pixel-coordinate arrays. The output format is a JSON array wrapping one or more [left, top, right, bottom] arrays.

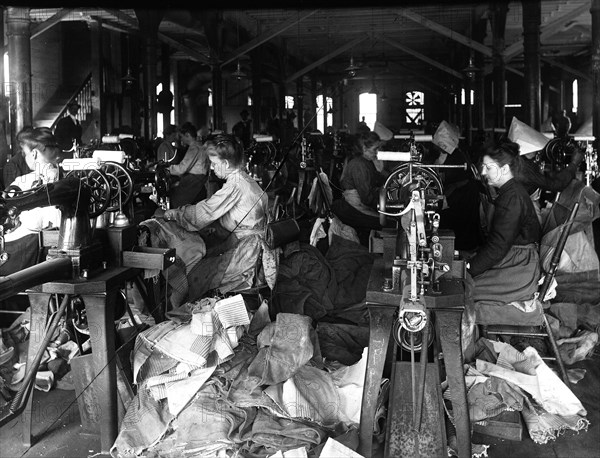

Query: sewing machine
[[359, 138, 471, 458], [0, 169, 173, 453]]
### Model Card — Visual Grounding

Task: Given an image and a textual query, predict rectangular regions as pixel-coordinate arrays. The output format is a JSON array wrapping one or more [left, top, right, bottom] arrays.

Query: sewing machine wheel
[[70, 290, 127, 337], [65, 169, 111, 217], [379, 164, 444, 225], [100, 162, 134, 211], [543, 138, 568, 165], [393, 316, 435, 353]]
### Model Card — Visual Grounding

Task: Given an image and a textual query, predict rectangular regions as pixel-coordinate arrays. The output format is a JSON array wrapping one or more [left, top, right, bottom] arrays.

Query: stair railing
[[50, 73, 93, 131]]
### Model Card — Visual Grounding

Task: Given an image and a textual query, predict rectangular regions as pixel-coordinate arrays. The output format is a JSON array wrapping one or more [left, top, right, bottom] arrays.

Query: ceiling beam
[[30, 8, 72, 40], [541, 56, 591, 81], [380, 35, 464, 79], [158, 33, 212, 65], [102, 8, 211, 65], [504, 2, 591, 61], [392, 8, 492, 57], [220, 9, 318, 68], [101, 8, 138, 28], [285, 34, 368, 83]]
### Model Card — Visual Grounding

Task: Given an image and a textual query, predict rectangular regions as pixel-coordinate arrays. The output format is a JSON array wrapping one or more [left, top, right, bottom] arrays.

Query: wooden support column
[[473, 11, 487, 131], [212, 66, 223, 131], [592, 0, 600, 147], [251, 50, 262, 133], [161, 43, 171, 130], [522, 0, 542, 130], [296, 78, 304, 132], [6, 7, 32, 149], [338, 83, 345, 129], [0, 8, 10, 171], [311, 75, 318, 130], [490, 2, 508, 129], [90, 20, 105, 138], [136, 10, 163, 140]]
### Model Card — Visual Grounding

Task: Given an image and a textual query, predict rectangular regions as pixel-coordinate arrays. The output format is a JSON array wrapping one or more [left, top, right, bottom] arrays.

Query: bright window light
[[285, 96, 295, 109], [572, 79, 578, 113], [316, 95, 333, 133], [208, 88, 212, 107], [359, 93, 377, 130]]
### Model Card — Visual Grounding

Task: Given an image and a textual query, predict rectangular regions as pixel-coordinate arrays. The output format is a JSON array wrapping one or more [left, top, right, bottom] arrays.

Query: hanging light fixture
[[121, 35, 136, 90], [345, 55, 360, 78], [232, 61, 247, 80], [231, 13, 247, 81]]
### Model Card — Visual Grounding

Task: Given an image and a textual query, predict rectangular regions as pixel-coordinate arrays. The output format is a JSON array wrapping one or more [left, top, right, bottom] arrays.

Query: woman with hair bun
[[4, 127, 62, 243], [154, 133, 275, 304], [467, 140, 541, 305]]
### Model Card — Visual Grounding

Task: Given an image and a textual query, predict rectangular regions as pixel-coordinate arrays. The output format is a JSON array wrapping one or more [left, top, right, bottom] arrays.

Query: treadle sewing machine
[[358, 133, 471, 458], [0, 159, 174, 453]]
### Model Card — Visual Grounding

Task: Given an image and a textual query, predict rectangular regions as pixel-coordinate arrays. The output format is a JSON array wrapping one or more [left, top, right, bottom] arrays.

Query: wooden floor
[[0, 350, 598, 458]]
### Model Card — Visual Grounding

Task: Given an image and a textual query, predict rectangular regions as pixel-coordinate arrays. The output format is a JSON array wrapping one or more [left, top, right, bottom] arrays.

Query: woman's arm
[[164, 182, 242, 232], [468, 192, 523, 276], [350, 160, 380, 208], [169, 144, 200, 176]]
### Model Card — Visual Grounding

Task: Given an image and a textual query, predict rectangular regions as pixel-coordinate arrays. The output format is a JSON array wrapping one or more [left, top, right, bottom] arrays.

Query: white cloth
[[4, 171, 61, 242], [507, 116, 550, 155], [433, 120, 460, 155]]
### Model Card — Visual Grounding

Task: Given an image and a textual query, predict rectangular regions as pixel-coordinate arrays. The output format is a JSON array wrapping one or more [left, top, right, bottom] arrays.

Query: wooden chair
[[476, 201, 580, 387]]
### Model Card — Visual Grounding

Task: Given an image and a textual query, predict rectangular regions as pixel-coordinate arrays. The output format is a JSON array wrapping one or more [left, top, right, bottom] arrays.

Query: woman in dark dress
[[467, 141, 541, 305]]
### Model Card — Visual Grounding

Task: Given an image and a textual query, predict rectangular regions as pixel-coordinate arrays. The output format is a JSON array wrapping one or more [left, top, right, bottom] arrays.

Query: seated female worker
[[1, 128, 61, 278], [4, 127, 61, 243], [154, 133, 276, 302], [466, 140, 541, 306], [167, 122, 210, 208], [331, 131, 386, 246]]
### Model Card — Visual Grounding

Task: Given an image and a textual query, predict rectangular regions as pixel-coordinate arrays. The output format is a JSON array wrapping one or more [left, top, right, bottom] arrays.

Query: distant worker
[[356, 116, 370, 135], [555, 109, 572, 138], [54, 101, 82, 155], [232, 109, 252, 150]]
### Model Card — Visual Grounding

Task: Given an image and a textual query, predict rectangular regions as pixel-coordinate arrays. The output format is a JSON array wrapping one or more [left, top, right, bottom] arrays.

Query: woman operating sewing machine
[[467, 140, 541, 305], [153, 133, 276, 304], [331, 131, 386, 246], [4, 128, 61, 243]]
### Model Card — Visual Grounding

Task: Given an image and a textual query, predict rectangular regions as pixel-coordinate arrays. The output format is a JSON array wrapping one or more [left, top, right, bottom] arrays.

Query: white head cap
[[507, 117, 549, 155], [433, 120, 460, 155]]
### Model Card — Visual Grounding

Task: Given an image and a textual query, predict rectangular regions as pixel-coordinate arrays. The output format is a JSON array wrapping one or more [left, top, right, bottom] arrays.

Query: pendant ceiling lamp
[[232, 61, 247, 80], [345, 56, 360, 78]]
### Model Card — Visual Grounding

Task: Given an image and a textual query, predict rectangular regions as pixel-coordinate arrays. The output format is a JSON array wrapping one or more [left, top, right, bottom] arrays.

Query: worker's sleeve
[[169, 146, 198, 176], [468, 192, 523, 277], [350, 161, 379, 208], [164, 182, 242, 232]]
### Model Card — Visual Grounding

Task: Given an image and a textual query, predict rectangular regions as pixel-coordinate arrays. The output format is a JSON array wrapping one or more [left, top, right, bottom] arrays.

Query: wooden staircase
[[33, 73, 93, 132]]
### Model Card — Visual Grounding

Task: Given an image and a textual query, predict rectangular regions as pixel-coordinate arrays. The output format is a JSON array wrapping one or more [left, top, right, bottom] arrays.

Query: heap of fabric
[[445, 339, 589, 449], [273, 236, 376, 322], [111, 308, 367, 458], [138, 218, 207, 306]]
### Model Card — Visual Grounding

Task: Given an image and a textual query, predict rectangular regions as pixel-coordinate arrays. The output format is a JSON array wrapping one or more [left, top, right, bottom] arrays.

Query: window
[[572, 79, 578, 113], [359, 92, 377, 130], [155, 83, 174, 137], [208, 88, 212, 107], [285, 96, 295, 109], [316, 94, 333, 133], [405, 90, 425, 125], [248, 95, 253, 106], [460, 88, 474, 106]]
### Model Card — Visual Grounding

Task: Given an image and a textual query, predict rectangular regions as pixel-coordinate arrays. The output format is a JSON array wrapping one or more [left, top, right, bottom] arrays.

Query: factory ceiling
[[26, 1, 593, 92]]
